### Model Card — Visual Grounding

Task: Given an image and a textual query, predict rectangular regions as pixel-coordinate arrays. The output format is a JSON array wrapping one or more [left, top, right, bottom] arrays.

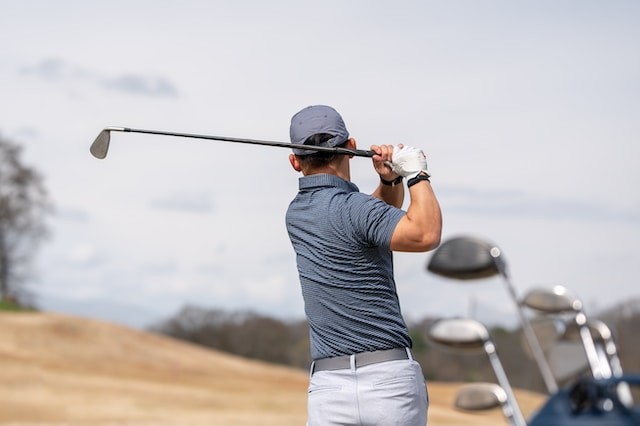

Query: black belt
[[312, 348, 410, 373]]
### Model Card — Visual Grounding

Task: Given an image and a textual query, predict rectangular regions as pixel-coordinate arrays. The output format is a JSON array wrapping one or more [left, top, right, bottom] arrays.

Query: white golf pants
[[307, 354, 428, 425]]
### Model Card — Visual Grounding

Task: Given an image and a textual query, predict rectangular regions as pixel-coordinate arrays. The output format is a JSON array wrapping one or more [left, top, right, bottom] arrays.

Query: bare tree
[[0, 135, 51, 306]]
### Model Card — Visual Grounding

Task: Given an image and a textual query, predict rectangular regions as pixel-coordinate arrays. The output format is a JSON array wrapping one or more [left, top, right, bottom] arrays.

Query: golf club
[[428, 317, 527, 426], [455, 382, 509, 412], [90, 126, 376, 159], [426, 235, 559, 394], [524, 292, 628, 383], [520, 292, 616, 380], [522, 286, 605, 380], [562, 319, 634, 407], [563, 319, 623, 378], [522, 288, 635, 408], [563, 318, 633, 407]]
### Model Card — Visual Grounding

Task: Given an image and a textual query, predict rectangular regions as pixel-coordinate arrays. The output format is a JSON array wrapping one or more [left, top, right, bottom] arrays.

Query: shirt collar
[[298, 174, 360, 192]]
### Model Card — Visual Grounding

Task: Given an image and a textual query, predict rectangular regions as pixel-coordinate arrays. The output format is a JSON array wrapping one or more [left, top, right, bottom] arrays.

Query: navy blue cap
[[289, 105, 350, 155]]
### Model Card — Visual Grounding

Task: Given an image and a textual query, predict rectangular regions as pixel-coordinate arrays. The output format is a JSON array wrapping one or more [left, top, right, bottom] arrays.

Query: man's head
[[288, 105, 356, 175], [289, 105, 350, 156]]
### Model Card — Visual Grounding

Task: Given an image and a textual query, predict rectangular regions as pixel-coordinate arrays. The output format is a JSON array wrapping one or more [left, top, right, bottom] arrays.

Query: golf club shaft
[[502, 276, 559, 394], [485, 346, 527, 426], [108, 126, 375, 157]]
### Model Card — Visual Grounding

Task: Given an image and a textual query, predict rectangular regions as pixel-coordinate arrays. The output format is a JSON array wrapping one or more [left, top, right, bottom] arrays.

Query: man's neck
[[304, 161, 350, 181]]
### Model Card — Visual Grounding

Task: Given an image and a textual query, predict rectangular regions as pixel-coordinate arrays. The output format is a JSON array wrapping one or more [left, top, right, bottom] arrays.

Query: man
[[286, 105, 442, 426]]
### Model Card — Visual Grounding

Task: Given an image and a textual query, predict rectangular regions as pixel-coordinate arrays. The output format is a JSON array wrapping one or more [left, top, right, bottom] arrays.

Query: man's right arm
[[390, 176, 442, 252], [385, 145, 442, 252]]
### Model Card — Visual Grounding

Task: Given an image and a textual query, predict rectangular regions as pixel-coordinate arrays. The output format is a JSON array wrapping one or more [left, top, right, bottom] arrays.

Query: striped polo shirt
[[286, 173, 412, 360]]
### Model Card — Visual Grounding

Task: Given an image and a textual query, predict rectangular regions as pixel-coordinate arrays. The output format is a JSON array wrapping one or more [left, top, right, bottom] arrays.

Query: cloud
[[57, 207, 91, 223], [142, 261, 179, 277], [20, 58, 70, 81], [441, 186, 639, 224], [64, 243, 101, 267], [20, 58, 179, 98], [10, 126, 40, 141], [149, 192, 213, 213], [103, 74, 178, 97]]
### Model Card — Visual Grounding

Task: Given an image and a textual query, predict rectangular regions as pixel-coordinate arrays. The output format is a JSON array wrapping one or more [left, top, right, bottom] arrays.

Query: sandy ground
[[0, 312, 545, 425]]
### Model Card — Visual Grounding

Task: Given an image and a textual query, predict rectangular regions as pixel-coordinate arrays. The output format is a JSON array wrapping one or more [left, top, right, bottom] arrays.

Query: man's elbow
[[390, 217, 442, 252], [398, 229, 441, 252], [413, 211, 442, 252], [417, 231, 441, 252]]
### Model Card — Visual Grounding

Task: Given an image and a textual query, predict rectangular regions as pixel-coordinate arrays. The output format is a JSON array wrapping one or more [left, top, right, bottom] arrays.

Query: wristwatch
[[380, 175, 404, 186], [407, 171, 431, 187]]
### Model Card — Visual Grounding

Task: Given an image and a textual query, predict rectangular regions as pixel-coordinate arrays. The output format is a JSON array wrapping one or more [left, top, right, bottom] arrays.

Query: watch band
[[380, 176, 404, 186], [407, 172, 431, 187]]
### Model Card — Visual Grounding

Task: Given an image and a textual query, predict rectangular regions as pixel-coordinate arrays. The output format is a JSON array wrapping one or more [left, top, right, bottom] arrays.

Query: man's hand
[[389, 146, 428, 180], [370, 144, 402, 182]]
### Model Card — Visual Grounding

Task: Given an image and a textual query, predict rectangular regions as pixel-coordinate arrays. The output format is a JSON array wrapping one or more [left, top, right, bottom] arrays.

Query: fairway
[[0, 313, 544, 425]]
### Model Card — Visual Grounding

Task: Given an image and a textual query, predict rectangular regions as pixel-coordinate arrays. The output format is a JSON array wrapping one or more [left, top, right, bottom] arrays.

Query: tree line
[[150, 303, 640, 393]]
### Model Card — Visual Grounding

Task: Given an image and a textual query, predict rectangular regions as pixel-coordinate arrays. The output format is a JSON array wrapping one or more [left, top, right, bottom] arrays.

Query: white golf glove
[[390, 145, 429, 180]]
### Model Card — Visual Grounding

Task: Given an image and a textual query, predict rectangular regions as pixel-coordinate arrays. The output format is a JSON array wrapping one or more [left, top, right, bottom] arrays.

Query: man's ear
[[289, 154, 303, 172], [347, 138, 357, 159]]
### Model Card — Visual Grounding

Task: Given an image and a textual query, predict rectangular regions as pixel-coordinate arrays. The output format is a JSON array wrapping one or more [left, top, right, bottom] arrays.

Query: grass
[[0, 298, 34, 312]]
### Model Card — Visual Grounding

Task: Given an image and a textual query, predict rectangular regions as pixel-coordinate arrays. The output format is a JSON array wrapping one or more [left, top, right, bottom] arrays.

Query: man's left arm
[[370, 144, 404, 208], [372, 177, 404, 208]]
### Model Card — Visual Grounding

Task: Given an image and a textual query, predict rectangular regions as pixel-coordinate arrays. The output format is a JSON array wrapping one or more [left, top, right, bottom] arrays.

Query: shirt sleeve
[[343, 193, 406, 249]]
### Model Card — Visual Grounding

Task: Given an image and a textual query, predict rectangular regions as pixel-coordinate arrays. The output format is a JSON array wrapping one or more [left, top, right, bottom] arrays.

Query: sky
[[1, 0, 638, 329]]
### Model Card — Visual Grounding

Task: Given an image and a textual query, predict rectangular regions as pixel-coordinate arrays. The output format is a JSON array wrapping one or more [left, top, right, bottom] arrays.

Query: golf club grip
[[339, 148, 375, 158]]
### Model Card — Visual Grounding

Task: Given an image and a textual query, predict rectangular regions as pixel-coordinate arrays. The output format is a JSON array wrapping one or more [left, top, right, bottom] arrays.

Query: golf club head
[[90, 129, 111, 159], [427, 235, 507, 280], [455, 382, 507, 411], [521, 285, 582, 314], [427, 317, 489, 350], [90, 127, 127, 159], [562, 318, 611, 343]]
